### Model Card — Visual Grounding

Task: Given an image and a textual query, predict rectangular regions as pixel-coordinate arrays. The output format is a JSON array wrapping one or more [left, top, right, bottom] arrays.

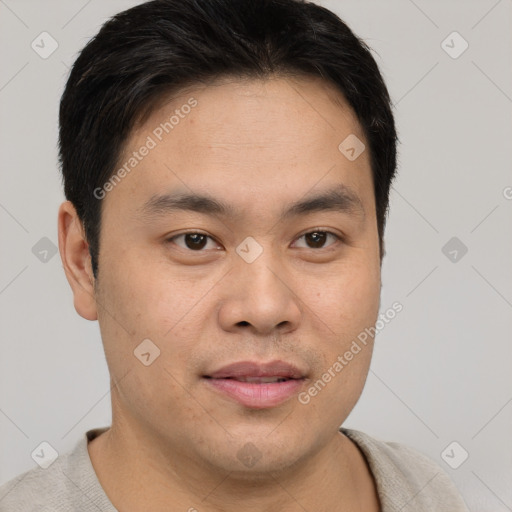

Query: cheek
[[94, 268, 198, 418], [97, 253, 178, 339], [310, 260, 380, 333], [305, 257, 380, 394], [95, 258, 208, 390]]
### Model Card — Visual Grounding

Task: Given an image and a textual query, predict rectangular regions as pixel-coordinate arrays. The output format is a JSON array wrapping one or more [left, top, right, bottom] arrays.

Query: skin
[[58, 75, 382, 511]]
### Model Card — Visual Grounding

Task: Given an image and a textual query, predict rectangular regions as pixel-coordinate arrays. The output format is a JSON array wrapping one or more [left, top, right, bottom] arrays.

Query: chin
[[196, 431, 312, 480]]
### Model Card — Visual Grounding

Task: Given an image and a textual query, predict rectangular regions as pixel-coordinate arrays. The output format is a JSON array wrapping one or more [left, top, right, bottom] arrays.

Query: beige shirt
[[0, 427, 469, 511]]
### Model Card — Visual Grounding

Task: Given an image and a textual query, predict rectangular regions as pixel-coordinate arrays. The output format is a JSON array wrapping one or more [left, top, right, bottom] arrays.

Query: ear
[[58, 201, 98, 320]]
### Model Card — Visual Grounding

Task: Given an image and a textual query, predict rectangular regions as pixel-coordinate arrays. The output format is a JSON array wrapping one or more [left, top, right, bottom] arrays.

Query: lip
[[208, 360, 304, 379], [204, 360, 306, 409]]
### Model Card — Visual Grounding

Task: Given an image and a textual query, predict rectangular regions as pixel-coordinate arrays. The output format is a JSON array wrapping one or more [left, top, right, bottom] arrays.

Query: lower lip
[[204, 378, 304, 409]]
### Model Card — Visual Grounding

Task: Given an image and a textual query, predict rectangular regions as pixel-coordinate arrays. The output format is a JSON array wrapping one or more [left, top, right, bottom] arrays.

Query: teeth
[[234, 377, 289, 383]]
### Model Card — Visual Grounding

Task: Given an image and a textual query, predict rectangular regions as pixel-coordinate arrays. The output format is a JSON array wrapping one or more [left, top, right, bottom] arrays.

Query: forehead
[[105, 75, 374, 220]]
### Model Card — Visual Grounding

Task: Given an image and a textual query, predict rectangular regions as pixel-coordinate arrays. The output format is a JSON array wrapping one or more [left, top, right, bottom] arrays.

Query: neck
[[88, 415, 379, 512]]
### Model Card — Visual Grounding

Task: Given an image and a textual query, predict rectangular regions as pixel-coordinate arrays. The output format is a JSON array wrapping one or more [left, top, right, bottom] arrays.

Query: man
[[0, 0, 469, 510]]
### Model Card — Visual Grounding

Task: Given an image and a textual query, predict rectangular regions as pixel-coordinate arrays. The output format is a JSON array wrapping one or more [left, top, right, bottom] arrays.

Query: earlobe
[[58, 201, 98, 321]]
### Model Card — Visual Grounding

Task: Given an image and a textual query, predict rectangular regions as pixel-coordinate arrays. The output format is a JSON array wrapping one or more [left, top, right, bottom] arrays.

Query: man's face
[[91, 76, 380, 475]]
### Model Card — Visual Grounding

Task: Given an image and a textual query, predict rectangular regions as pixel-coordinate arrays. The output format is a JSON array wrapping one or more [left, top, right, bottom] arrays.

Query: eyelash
[[166, 229, 343, 252]]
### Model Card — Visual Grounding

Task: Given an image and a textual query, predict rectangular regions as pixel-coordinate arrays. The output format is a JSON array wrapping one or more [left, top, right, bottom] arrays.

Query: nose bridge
[[235, 234, 290, 294], [217, 237, 301, 334], [237, 240, 277, 289]]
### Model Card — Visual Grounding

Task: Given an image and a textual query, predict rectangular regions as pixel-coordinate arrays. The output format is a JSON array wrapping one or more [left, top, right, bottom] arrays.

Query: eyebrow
[[138, 184, 365, 222]]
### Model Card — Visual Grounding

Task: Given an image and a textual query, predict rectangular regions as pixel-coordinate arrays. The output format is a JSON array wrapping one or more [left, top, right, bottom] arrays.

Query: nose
[[217, 248, 302, 337]]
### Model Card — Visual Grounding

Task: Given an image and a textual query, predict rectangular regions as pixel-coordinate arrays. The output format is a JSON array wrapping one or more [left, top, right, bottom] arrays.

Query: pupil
[[307, 232, 326, 248], [185, 233, 207, 250]]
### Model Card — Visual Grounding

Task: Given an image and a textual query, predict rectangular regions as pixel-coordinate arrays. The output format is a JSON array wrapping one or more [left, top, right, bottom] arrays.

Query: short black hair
[[59, 0, 398, 278]]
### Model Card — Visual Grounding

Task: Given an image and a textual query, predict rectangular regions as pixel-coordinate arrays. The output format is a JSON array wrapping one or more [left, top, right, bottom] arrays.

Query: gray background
[[1, 0, 511, 510]]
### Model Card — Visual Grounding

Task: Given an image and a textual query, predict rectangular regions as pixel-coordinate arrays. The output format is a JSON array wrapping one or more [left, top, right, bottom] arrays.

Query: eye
[[292, 230, 342, 250], [168, 232, 220, 251], [167, 229, 342, 252]]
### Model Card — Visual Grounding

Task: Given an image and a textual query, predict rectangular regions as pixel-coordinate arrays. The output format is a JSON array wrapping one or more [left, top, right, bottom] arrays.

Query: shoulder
[[341, 428, 469, 512], [0, 429, 115, 512]]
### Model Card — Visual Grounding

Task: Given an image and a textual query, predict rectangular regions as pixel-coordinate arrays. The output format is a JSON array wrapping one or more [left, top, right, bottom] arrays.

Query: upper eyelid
[[295, 227, 342, 239], [168, 231, 221, 249]]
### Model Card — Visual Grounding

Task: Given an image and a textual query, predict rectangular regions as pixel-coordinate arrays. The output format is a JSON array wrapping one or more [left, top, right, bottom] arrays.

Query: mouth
[[216, 376, 291, 383], [203, 360, 306, 409]]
